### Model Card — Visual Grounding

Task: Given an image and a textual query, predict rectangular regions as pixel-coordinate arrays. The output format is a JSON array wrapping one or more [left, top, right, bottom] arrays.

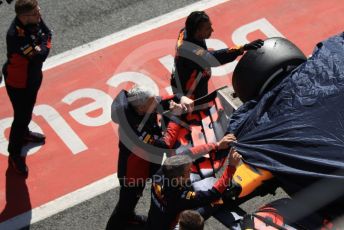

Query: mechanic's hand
[[243, 39, 264, 50], [180, 96, 194, 113], [169, 101, 184, 116], [217, 134, 236, 150], [228, 148, 242, 167]]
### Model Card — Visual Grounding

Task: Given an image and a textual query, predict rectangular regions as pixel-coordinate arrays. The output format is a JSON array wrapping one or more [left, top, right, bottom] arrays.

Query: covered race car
[[174, 33, 344, 228], [229, 34, 344, 194], [227, 34, 344, 226]]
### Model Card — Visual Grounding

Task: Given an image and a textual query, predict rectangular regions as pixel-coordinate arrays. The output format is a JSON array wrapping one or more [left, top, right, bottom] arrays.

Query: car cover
[[227, 33, 344, 193]]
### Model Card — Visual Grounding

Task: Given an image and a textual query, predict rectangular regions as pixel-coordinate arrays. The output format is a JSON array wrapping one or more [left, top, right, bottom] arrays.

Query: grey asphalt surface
[[0, 1, 287, 229], [1, 0, 200, 66]]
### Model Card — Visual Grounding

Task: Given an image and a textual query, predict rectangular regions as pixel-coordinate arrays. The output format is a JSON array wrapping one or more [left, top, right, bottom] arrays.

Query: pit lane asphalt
[[0, 1, 287, 229]]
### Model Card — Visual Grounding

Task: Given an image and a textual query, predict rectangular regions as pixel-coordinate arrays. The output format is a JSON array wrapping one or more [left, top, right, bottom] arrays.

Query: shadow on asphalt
[[0, 159, 32, 229]]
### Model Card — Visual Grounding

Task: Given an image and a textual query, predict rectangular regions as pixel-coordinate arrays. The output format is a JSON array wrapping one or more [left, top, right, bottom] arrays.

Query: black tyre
[[232, 37, 307, 102]]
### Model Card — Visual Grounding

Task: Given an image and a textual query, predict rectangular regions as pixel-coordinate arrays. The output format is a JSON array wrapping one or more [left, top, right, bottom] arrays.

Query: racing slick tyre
[[232, 37, 307, 102]]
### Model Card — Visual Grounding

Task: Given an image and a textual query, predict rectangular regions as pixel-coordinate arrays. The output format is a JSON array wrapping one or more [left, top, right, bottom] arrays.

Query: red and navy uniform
[[111, 90, 184, 186], [2, 17, 52, 156], [171, 28, 243, 99], [111, 90, 220, 187], [108, 90, 222, 229], [146, 165, 236, 230], [107, 90, 183, 229]]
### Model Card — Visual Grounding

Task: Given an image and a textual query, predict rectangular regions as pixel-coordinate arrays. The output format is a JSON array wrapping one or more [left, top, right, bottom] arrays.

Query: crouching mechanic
[[145, 148, 242, 230], [107, 85, 194, 229]]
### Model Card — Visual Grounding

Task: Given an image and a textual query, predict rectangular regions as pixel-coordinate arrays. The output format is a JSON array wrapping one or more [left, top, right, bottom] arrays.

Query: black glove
[[243, 39, 264, 50]]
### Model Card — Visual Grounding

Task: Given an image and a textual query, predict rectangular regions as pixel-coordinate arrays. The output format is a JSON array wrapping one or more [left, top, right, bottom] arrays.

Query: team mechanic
[[171, 11, 264, 99], [145, 149, 242, 230], [2, 0, 52, 176], [107, 85, 236, 229]]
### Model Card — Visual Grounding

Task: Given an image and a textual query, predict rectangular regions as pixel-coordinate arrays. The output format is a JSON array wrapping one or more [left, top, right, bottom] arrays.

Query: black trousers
[[5, 84, 40, 156], [106, 151, 161, 230], [106, 185, 145, 230]]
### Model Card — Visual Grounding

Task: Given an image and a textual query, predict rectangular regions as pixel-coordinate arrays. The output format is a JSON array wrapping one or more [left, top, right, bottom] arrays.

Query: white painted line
[[0, 0, 228, 88], [42, 0, 228, 71], [0, 74, 4, 88], [0, 0, 228, 227], [0, 174, 119, 230]]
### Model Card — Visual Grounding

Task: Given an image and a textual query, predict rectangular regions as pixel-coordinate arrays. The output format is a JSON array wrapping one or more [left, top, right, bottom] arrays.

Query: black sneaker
[[24, 131, 46, 143], [9, 155, 28, 176], [127, 214, 147, 226]]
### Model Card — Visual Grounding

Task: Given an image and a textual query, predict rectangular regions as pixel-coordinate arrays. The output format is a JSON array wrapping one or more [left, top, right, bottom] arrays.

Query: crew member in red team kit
[[2, 0, 52, 176], [107, 85, 192, 229], [145, 148, 242, 230], [107, 85, 236, 229], [171, 11, 264, 99]]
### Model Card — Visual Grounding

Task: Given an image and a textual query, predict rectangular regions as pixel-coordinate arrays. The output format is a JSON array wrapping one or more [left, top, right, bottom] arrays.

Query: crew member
[[171, 11, 263, 99], [2, 0, 52, 176], [145, 149, 242, 230]]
